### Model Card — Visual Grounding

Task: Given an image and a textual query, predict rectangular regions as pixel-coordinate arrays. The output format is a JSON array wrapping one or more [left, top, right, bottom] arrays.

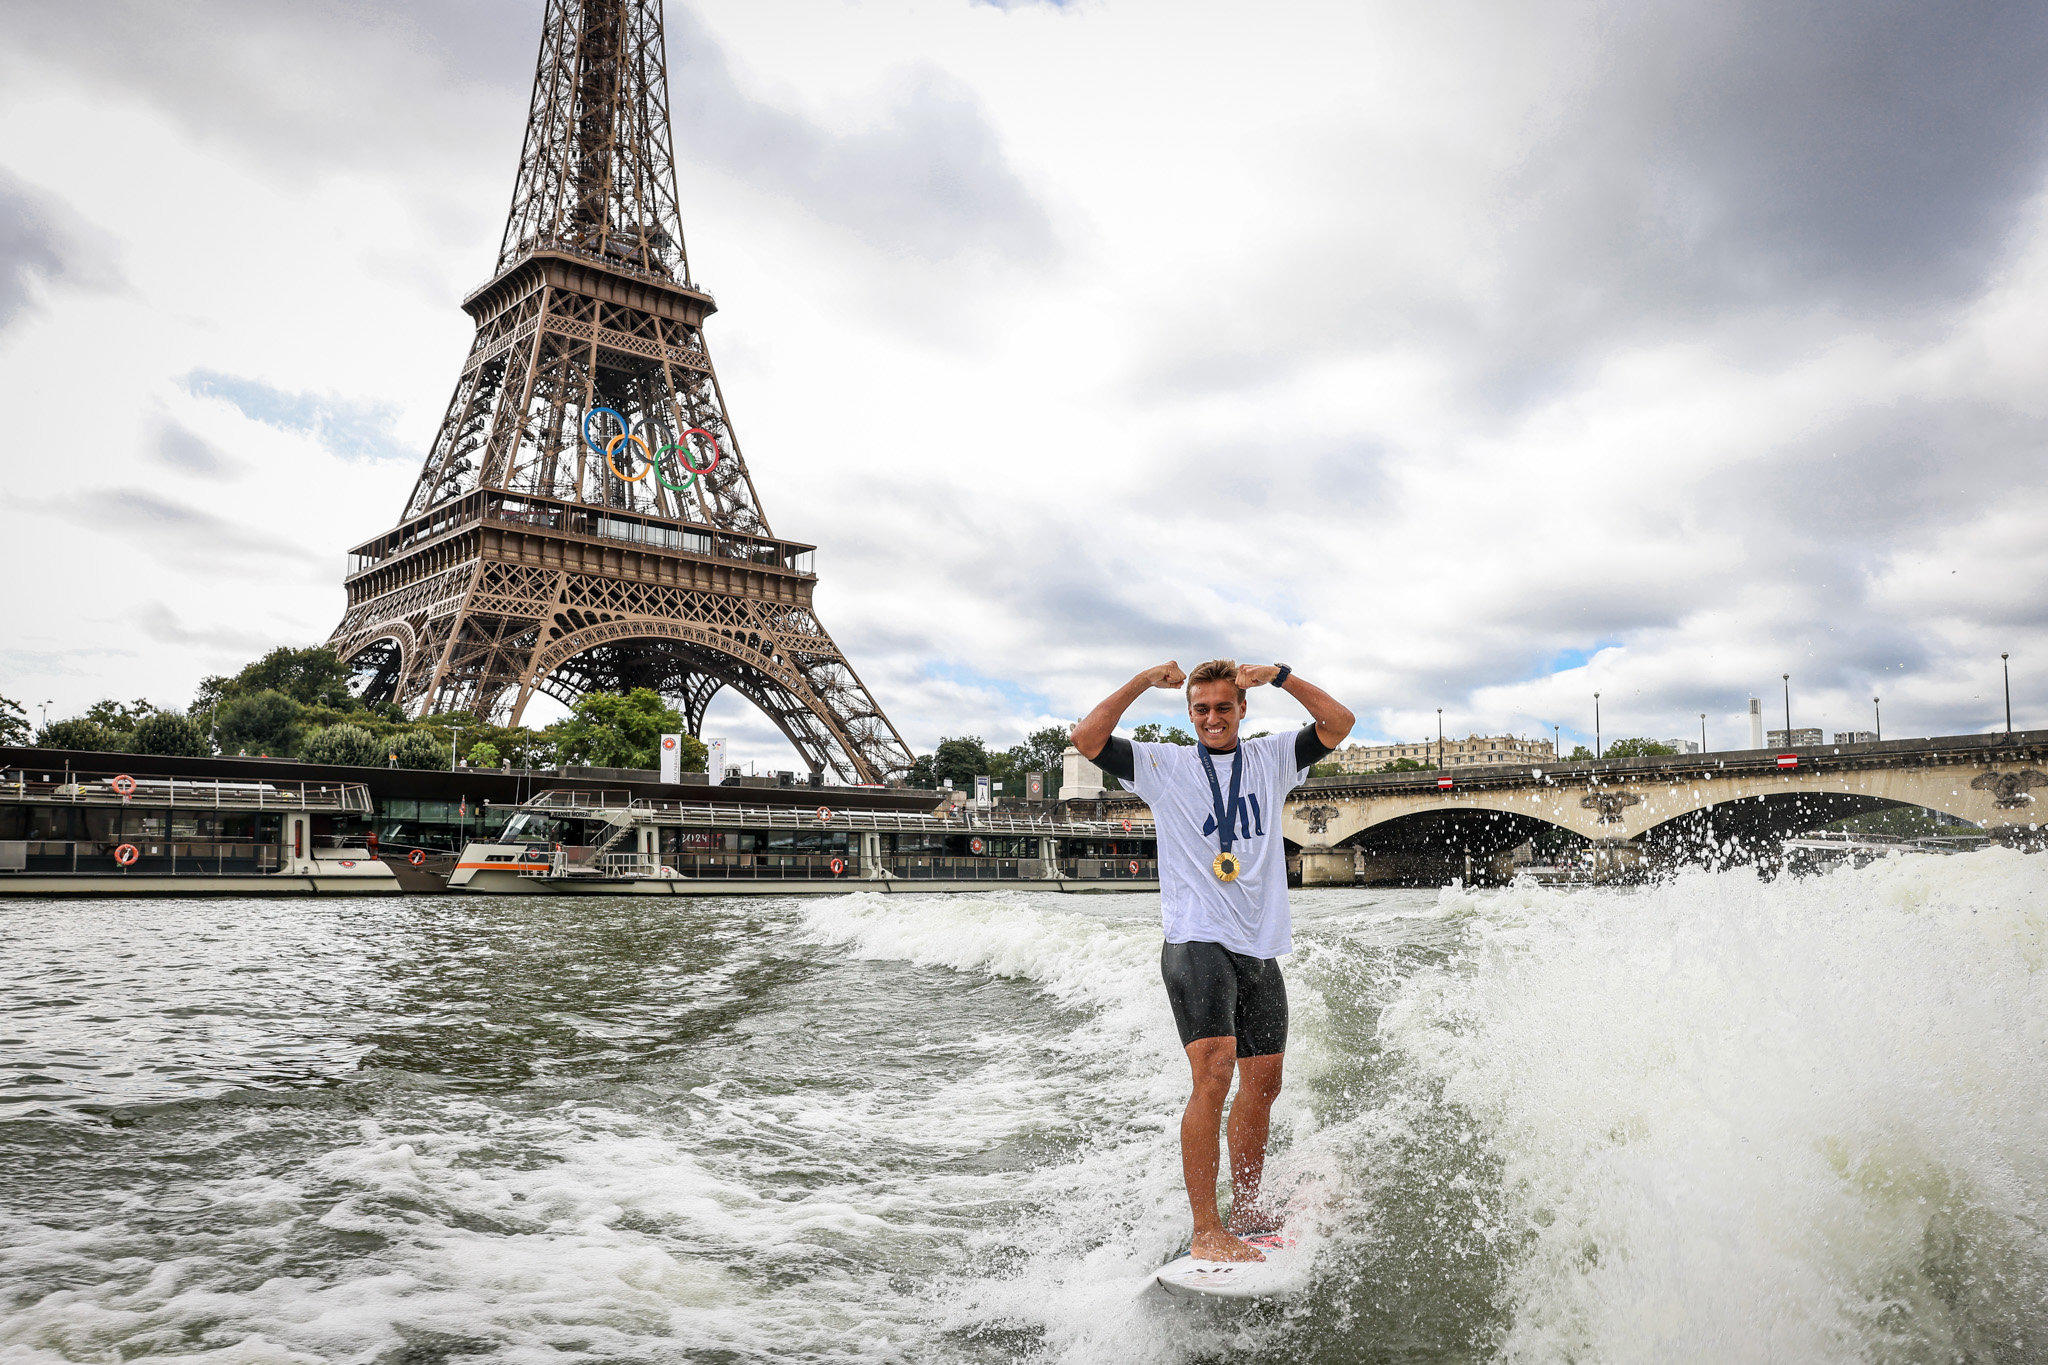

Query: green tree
[[1309, 759, 1346, 778], [129, 711, 209, 756], [391, 729, 450, 769], [421, 716, 556, 771], [1602, 737, 1678, 759], [83, 698, 158, 734], [468, 740, 503, 769], [1376, 757, 1429, 773], [0, 695, 28, 746], [300, 723, 385, 768], [1567, 745, 1595, 761], [216, 690, 305, 757], [1132, 723, 1196, 745], [904, 736, 997, 791], [36, 717, 121, 752], [544, 689, 696, 770], [932, 736, 993, 790], [194, 646, 357, 712]]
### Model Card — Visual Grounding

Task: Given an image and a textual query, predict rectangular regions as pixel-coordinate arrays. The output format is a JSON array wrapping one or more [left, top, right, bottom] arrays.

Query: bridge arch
[[339, 626, 418, 706], [1637, 788, 1974, 866], [511, 615, 883, 782]]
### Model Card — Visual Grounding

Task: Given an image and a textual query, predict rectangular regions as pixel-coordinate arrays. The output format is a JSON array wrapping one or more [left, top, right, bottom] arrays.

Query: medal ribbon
[[1199, 744, 1244, 857]]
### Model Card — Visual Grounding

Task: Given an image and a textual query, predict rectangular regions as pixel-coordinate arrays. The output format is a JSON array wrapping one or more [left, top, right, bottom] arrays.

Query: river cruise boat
[[0, 768, 397, 895], [449, 790, 1159, 895]]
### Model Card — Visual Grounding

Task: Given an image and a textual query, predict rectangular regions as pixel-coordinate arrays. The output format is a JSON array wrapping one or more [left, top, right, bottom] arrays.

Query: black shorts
[[1160, 940, 1288, 1058]]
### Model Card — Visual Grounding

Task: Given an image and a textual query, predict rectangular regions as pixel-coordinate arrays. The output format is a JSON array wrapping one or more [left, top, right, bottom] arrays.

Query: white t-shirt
[[1126, 732, 1311, 959]]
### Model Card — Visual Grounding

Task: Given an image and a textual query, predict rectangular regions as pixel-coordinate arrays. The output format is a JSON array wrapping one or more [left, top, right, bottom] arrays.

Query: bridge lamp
[[1436, 707, 1444, 770], [2003, 653, 2012, 735], [1700, 713, 1706, 753], [1782, 674, 1791, 745], [1593, 691, 1601, 759], [1873, 696, 1881, 741]]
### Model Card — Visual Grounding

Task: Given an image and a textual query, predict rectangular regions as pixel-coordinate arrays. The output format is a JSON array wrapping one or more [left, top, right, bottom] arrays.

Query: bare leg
[[1225, 1051, 1284, 1233], [1181, 1036, 1262, 1262]]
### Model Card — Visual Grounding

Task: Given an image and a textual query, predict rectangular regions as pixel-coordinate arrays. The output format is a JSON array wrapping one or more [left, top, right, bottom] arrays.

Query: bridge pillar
[[1298, 844, 1355, 886]]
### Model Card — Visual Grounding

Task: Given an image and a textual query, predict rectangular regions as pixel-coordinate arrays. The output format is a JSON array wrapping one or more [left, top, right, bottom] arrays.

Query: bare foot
[[1190, 1228, 1264, 1262]]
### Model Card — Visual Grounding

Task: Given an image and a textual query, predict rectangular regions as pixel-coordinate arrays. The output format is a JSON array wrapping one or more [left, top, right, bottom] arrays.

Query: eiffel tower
[[328, 0, 912, 782]]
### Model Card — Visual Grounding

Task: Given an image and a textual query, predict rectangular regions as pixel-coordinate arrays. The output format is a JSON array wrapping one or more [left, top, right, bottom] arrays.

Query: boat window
[[501, 812, 574, 844]]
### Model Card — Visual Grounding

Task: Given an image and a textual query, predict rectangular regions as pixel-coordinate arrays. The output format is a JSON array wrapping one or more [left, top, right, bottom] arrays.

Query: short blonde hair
[[1187, 658, 1245, 705]]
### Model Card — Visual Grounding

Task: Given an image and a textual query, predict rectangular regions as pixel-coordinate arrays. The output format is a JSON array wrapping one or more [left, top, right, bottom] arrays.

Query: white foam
[[797, 891, 1351, 1362], [1379, 850, 2048, 1360]]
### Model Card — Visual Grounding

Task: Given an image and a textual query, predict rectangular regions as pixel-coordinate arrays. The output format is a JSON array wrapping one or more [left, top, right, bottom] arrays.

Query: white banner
[[974, 774, 991, 807], [659, 733, 681, 784], [707, 737, 727, 786]]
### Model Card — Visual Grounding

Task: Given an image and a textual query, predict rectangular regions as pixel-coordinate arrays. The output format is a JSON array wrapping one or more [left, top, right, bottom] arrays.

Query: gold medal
[[1212, 851, 1241, 883]]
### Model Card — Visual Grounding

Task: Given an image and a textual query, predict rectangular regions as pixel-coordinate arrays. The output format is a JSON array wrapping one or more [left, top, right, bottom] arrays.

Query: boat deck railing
[[517, 789, 1155, 837], [520, 849, 1154, 884], [0, 770, 373, 815]]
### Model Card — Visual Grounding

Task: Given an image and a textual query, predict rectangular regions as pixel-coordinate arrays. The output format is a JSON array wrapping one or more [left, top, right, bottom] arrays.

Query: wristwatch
[[1271, 664, 1292, 688]]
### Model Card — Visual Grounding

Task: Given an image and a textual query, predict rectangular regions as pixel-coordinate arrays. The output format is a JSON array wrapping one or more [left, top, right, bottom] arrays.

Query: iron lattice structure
[[328, 0, 912, 782]]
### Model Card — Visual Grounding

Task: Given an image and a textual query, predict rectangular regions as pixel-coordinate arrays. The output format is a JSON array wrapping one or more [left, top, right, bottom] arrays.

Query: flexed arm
[[1235, 664, 1355, 750], [1073, 661, 1184, 759]]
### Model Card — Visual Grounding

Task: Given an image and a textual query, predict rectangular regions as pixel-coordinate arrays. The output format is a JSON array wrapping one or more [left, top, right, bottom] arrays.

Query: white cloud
[[1, 0, 2045, 774]]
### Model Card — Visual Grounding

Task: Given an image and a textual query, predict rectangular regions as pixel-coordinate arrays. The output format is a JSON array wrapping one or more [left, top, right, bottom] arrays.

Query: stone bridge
[[1281, 731, 2048, 884]]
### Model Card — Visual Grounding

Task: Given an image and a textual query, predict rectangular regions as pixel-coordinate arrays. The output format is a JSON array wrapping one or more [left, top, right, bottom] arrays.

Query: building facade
[[1327, 733, 1555, 774], [1767, 727, 1825, 747]]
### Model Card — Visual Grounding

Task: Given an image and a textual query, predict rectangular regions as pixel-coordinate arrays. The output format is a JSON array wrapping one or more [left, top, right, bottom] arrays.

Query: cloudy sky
[[3, 0, 2046, 771]]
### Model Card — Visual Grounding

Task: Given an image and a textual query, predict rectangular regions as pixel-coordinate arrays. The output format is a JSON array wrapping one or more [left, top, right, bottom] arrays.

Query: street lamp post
[[1436, 708, 1444, 770], [1552, 723, 1560, 761], [2003, 653, 2013, 735], [1700, 713, 1706, 753], [450, 725, 463, 771], [1593, 692, 1601, 760], [1782, 674, 1791, 747], [1873, 696, 1881, 742]]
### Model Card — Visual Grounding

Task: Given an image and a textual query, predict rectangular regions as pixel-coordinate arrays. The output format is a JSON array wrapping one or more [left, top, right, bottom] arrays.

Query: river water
[[3, 852, 2045, 1363]]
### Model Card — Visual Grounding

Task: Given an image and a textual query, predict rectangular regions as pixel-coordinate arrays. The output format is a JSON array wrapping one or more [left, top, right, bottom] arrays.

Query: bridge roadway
[[1280, 730, 2048, 884]]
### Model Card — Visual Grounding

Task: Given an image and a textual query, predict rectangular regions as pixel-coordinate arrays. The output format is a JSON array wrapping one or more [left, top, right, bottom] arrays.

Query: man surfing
[[1074, 659, 1354, 1263]]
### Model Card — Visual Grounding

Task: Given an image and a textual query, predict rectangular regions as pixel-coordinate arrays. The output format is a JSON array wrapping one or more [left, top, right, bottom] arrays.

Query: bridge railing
[[1298, 728, 2048, 798]]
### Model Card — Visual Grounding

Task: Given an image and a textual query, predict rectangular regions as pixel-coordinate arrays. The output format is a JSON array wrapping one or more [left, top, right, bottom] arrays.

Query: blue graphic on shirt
[[1200, 792, 1264, 840]]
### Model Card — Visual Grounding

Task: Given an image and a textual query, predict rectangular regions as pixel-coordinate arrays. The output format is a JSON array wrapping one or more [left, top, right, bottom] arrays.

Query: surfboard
[[1152, 1229, 1315, 1301]]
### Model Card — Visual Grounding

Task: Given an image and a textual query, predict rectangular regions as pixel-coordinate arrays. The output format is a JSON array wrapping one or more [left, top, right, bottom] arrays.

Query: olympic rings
[[604, 431, 654, 483], [582, 408, 724, 492], [115, 843, 139, 866]]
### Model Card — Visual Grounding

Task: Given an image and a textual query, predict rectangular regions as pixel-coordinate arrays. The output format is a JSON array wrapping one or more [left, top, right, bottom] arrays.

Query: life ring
[[816, 806, 833, 822], [1128, 860, 1140, 875], [1121, 819, 1132, 831], [110, 774, 136, 798], [970, 837, 985, 854], [408, 849, 426, 867], [829, 857, 846, 875], [115, 843, 139, 866]]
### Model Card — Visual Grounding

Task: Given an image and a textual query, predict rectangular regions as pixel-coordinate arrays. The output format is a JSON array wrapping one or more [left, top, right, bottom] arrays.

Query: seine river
[[3, 856, 2044, 1362]]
